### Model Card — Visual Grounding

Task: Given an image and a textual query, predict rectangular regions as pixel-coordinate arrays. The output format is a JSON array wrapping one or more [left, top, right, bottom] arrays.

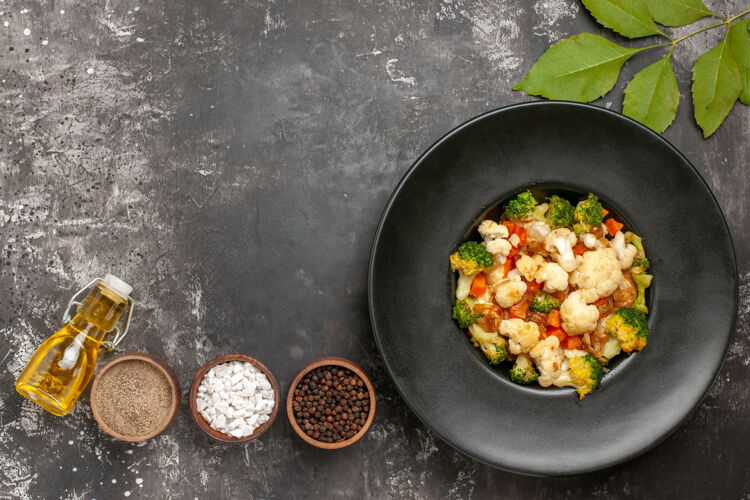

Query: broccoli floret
[[569, 354, 604, 399], [528, 291, 560, 313], [509, 353, 539, 384], [605, 307, 649, 353], [632, 273, 653, 315], [553, 354, 603, 399], [526, 203, 550, 222], [503, 190, 538, 220], [455, 271, 474, 300], [601, 336, 622, 363], [572, 193, 603, 234], [452, 299, 481, 328], [632, 256, 649, 271], [449, 241, 494, 276], [469, 324, 509, 365], [625, 232, 650, 274], [545, 195, 574, 229]]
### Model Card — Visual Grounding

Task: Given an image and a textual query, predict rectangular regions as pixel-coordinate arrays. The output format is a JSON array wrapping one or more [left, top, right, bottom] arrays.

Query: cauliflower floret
[[543, 228, 578, 272], [493, 275, 527, 308], [478, 220, 513, 264], [529, 336, 565, 387], [610, 231, 638, 269], [485, 238, 512, 257], [535, 261, 569, 293], [526, 221, 551, 246], [559, 290, 600, 335], [515, 254, 545, 281], [581, 233, 597, 249], [500, 318, 541, 354], [564, 349, 589, 358], [506, 269, 521, 279], [568, 248, 623, 298], [478, 220, 509, 240], [509, 233, 521, 247], [485, 263, 506, 287], [473, 286, 495, 305]]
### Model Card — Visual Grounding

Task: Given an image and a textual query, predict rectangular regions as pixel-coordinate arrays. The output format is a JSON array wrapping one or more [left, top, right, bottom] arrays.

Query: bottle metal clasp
[[62, 278, 135, 352]]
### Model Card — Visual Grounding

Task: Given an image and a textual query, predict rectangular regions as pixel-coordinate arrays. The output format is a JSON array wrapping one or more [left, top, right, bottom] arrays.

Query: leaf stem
[[727, 8, 750, 23], [640, 42, 673, 51], [613, 8, 749, 57], [671, 20, 728, 45], [655, 8, 750, 49]]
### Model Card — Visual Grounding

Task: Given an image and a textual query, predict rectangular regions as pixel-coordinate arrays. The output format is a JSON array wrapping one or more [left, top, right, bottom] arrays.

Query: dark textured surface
[[0, 0, 747, 498]]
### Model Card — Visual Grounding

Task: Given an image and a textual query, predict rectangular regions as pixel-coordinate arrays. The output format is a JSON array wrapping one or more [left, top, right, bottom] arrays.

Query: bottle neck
[[64, 283, 128, 345], [75, 283, 128, 332], [69, 315, 108, 343]]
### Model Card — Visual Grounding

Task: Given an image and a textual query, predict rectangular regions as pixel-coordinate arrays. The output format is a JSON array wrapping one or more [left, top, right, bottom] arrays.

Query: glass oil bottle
[[15, 275, 134, 416]]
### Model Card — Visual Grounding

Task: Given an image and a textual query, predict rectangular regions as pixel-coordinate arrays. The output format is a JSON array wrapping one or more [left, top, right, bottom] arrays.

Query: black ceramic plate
[[368, 102, 737, 476]]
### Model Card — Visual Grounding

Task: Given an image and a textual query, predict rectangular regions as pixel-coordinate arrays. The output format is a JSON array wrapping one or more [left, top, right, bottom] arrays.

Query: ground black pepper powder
[[93, 360, 173, 438], [292, 366, 370, 443]]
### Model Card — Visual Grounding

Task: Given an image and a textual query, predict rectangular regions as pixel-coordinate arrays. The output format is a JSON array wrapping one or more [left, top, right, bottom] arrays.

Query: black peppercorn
[[292, 365, 370, 443]]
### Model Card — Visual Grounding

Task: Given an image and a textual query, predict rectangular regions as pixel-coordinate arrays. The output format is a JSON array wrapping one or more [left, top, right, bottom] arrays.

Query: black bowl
[[368, 102, 737, 476]]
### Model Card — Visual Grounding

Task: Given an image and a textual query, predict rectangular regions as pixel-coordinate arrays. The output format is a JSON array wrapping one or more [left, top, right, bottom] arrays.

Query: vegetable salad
[[450, 191, 653, 399]]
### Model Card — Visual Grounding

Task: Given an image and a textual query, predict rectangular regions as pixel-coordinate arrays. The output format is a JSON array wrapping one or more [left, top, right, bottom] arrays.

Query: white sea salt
[[196, 361, 275, 438]]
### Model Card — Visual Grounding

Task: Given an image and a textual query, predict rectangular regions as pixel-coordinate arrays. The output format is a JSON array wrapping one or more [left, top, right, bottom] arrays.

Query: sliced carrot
[[547, 309, 561, 327], [509, 300, 530, 319], [526, 280, 542, 294], [573, 242, 586, 256], [604, 218, 624, 236], [513, 225, 527, 246], [469, 274, 486, 297], [503, 257, 513, 277], [563, 336, 582, 350], [547, 327, 567, 342], [593, 297, 607, 307], [507, 245, 520, 259], [601, 208, 609, 218], [502, 221, 516, 233]]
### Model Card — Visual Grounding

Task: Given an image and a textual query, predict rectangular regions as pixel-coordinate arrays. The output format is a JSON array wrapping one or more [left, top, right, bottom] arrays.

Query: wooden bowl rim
[[189, 354, 280, 443], [286, 356, 376, 450], [90, 352, 182, 442]]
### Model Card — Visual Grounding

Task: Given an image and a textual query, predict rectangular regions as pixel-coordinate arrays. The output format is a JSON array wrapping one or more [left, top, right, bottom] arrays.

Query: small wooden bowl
[[90, 352, 181, 442], [189, 354, 280, 443], [287, 357, 376, 450]]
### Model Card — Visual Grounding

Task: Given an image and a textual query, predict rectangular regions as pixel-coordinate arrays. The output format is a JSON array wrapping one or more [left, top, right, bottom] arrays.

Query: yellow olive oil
[[15, 276, 131, 416]]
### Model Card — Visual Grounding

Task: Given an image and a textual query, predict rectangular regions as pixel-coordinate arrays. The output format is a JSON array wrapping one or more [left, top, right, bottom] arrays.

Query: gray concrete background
[[1, 0, 748, 498]]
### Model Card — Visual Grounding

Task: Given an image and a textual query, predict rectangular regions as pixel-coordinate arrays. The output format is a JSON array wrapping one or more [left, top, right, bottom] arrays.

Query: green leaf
[[582, 0, 664, 38], [727, 19, 750, 105], [514, 33, 641, 102], [692, 32, 742, 138], [623, 53, 680, 133], [647, 0, 716, 27]]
